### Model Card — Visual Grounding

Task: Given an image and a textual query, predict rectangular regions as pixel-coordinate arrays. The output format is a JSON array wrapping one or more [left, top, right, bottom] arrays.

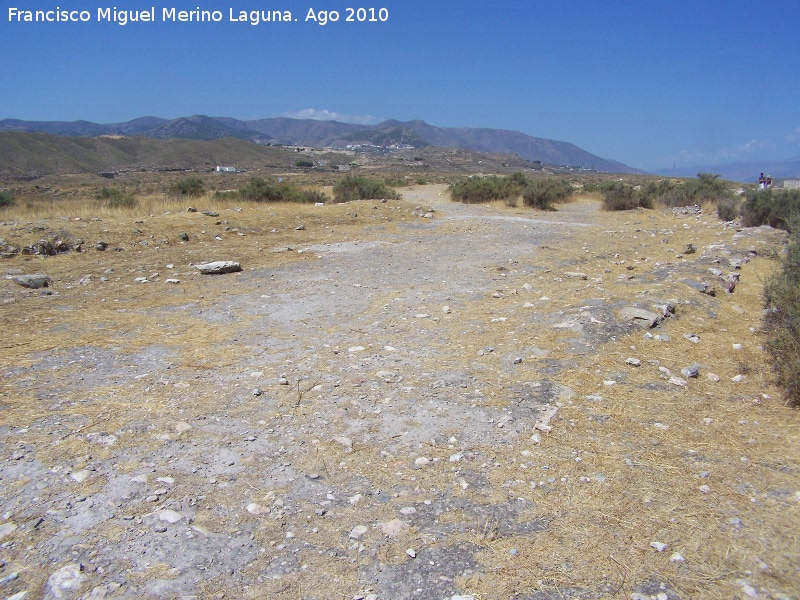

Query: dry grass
[[1, 186, 799, 599]]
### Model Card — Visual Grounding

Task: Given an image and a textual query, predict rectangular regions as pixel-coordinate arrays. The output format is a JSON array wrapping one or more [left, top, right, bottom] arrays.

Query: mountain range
[[0, 114, 640, 174]]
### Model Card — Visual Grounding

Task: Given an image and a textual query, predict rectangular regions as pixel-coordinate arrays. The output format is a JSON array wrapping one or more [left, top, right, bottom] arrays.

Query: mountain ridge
[[0, 115, 642, 174]]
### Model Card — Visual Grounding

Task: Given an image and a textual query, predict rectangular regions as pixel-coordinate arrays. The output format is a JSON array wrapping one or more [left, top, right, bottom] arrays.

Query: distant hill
[[0, 132, 297, 176], [653, 157, 800, 184], [0, 115, 641, 174]]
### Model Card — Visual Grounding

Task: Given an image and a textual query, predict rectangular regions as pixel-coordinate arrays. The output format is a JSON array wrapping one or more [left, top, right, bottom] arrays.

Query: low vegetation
[[169, 176, 205, 198], [96, 186, 137, 209], [740, 188, 800, 231], [333, 176, 400, 203], [599, 173, 736, 214], [763, 223, 800, 406], [0, 191, 14, 208], [448, 172, 574, 210], [231, 177, 329, 204]]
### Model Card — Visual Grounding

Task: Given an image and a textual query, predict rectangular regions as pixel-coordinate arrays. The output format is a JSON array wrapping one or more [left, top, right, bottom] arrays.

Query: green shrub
[[522, 178, 574, 211], [741, 188, 800, 231], [0, 191, 15, 208], [448, 173, 526, 204], [333, 176, 400, 203], [600, 181, 652, 210], [169, 176, 205, 198], [716, 197, 740, 221], [295, 159, 314, 168], [763, 223, 800, 406], [237, 177, 329, 204], [97, 186, 137, 209]]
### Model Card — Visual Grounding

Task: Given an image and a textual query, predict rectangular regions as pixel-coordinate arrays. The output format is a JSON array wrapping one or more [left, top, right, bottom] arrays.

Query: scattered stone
[[253, 388, 263, 397], [187, 207, 197, 212], [164, 278, 180, 284], [196, 261, 242, 275], [414, 457, 430, 467], [246, 503, 270, 515], [202, 211, 219, 217], [95, 241, 108, 251], [684, 243, 697, 254], [706, 373, 721, 382], [0, 521, 18, 540], [175, 422, 192, 433], [10, 273, 51, 289], [681, 365, 700, 378], [650, 541, 668, 552], [379, 519, 408, 537], [295, 224, 306, 230], [158, 509, 182, 523], [732, 374, 746, 383], [348, 346, 365, 353], [70, 470, 90, 483], [668, 377, 687, 387], [179, 232, 189, 241], [564, 271, 588, 280], [618, 307, 662, 328], [349, 525, 368, 539], [333, 436, 353, 452], [47, 563, 85, 598], [670, 552, 686, 562], [406, 548, 416, 558], [625, 357, 642, 367]]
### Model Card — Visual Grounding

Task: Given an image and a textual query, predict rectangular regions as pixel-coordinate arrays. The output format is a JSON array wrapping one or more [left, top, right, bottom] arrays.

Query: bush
[[741, 188, 800, 231], [237, 177, 329, 204], [0, 191, 15, 208], [295, 159, 314, 168], [716, 197, 740, 222], [97, 186, 137, 209], [448, 173, 526, 204], [333, 176, 400, 203], [169, 176, 205, 198], [522, 178, 574, 211], [600, 181, 652, 210], [763, 223, 800, 406]]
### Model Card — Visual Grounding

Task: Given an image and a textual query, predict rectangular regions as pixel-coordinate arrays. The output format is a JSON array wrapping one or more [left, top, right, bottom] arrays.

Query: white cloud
[[667, 137, 774, 166], [283, 108, 379, 125], [786, 126, 800, 143]]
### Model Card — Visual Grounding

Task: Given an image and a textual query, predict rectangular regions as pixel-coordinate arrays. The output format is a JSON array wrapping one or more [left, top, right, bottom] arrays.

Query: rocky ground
[[1, 186, 799, 600]]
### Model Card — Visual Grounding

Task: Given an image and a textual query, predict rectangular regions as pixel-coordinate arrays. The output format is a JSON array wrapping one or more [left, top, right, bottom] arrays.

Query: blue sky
[[2, 0, 798, 171]]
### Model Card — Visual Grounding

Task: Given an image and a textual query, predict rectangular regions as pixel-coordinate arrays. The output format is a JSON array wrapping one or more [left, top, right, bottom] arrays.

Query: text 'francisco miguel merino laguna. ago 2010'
[[8, 7, 390, 26]]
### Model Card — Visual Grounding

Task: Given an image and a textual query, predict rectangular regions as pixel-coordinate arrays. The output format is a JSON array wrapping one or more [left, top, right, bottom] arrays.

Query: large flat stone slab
[[195, 261, 242, 275]]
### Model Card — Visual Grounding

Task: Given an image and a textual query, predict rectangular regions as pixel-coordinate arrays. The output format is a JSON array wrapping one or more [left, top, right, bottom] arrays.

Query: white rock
[[348, 346, 365, 353], [175, 422, 192, 433], [406, 548, 416, 558], [379, 519, 408, 537], [650, 541, 668, 552], [668, 377, 687, 387], [158, 509, 182, 523], [246, 503, 270, 515], [670, 552, 686, 562], [414, 457, 430, 467], [0, 522, 18, 540], [349, 525, 368, 539], [399, 506, 417, 515], [625, 357, 642, 367], [449, 454, 462, 463], [47, 563, 85, 599], [70, 470, 90, 483], [732, 374, 746, 382]]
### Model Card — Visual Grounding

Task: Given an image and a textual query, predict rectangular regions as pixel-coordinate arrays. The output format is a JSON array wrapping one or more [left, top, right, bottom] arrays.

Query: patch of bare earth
[[1, 185, 798, 599]]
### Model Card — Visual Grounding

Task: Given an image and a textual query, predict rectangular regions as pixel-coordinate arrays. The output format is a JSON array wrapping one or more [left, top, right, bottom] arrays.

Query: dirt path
[[1, 186, 798, 600]]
